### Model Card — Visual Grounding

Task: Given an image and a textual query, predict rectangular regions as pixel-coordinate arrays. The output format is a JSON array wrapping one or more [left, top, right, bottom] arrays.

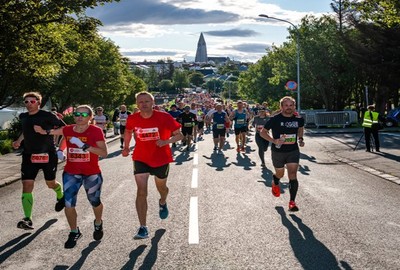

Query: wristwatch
[[81, 143, 90, 151], [46, 129, 51, 135]]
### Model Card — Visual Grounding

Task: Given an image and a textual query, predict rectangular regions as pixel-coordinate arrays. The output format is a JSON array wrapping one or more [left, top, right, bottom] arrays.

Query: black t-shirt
[[177, 112, 196, 128], [264, 113, 304, 152], [19, 110, 65, 154]]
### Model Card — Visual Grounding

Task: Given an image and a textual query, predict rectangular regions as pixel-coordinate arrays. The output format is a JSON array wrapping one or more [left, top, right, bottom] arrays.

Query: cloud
[[223, 43, 270, 53], [88, 0, 239, 25], [204, 28, 260, 37]]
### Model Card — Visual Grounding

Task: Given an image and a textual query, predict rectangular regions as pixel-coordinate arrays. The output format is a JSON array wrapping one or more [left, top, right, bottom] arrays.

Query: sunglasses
[[24, 100, 38, 104], [73, 112, 90, 117]]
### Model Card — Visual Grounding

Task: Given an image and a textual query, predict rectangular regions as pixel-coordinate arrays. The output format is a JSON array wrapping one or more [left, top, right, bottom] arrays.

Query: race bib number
[[31, 153, 49, 163], [184, 122, 193, 127], [196, 115, 203, 121], [236, 119, 245, 124], [68, 148, 90, 162], [120, 118, 127, 126], [283, 134, 296, 144], [216, 124, 225, 129], [136, 127, 160, 141]]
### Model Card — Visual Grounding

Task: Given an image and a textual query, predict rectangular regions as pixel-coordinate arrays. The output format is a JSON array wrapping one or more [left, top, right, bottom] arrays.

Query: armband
[[81, 143, 90, 151]]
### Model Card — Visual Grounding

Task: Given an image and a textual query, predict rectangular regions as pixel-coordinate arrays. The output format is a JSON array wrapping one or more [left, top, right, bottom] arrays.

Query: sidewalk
[[305, 127, 400, 184], [0, 132, 120, 188]]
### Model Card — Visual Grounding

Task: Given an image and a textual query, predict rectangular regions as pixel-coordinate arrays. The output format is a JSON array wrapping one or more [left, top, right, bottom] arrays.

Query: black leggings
[[255, 133, 269, 163]]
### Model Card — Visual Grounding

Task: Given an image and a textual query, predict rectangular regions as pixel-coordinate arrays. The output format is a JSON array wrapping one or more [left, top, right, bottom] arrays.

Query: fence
[[301, 110, 358, 128]]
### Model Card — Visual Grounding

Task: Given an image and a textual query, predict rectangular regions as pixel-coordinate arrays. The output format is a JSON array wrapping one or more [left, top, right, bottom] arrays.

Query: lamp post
[[259, 14, 301, 112]]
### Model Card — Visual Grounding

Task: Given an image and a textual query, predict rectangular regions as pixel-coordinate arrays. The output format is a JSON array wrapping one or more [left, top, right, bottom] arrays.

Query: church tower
[[195, 33, 208, 63]]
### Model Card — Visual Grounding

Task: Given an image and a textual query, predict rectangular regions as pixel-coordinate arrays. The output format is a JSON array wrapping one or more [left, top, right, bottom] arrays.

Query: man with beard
[[260, 96, 305, 211]]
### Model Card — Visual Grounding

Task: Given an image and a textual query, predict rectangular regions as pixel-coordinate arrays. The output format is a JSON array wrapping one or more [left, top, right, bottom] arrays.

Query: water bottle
[[275, 134, 286, 149]]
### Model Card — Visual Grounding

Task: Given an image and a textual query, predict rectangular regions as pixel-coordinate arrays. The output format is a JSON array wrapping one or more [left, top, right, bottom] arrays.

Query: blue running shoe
[[134, 226, 149, 240], [159, 202, 169, 219]]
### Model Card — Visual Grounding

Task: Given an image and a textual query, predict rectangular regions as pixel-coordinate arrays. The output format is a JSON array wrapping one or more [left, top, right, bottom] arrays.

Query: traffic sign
[[286, 80, 298, 90]]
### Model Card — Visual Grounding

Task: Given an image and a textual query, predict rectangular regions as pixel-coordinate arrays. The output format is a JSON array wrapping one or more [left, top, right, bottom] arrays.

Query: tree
[[172, 69, 189, 92], [0, 0, 119, 108], [189, 72, 204, 87], [158, 79, 174, 93]]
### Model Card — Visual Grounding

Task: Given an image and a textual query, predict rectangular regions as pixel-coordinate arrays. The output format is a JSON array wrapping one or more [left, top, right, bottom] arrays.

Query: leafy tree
[[0, 0, 119, 108], [172, 69, 190, 92], [189, 72, 204, 87], [158, 79, 174, 93]]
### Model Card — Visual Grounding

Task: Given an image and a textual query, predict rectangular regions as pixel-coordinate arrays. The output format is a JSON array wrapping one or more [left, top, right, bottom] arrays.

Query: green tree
[[158, 79, 174, 93], [0, 0, 119, 107], [172, 69, 189, 92], [189, 72, 204, 87]]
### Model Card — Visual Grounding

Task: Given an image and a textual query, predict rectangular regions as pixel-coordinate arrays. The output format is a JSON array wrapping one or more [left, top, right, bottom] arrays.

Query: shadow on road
[[0, 219, 57, 264], [54, 241, 101, 270], [232, 153, 256, 170], [119, 229, 166, 270], [203, 153, 231, 171], [275, 207, 352, 270]]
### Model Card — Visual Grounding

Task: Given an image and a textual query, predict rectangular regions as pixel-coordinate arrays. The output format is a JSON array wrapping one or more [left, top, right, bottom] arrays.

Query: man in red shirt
[[122, 91, 183, 239]]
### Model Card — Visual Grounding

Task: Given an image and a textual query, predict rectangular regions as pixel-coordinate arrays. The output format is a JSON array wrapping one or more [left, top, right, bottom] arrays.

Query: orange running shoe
[[271, 182, 280, 197], [289, 200, 299, 212]]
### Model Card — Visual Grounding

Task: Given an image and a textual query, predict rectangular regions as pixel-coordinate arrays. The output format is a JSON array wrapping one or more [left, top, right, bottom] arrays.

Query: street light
[[259, 14, 301, 112]]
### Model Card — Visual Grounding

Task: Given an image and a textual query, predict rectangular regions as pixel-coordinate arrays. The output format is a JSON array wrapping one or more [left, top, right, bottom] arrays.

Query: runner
[[207, 103, 230, 154], [196, 105, 205, 141], [93, 107, 109, 138], [230, 100, 250, 152], [118, 104, 131, 149], [35, 105, 108, 248], [176, 106, 196, 151], [168, 104, 182, 148], [12, 92, 66, 230], [251, 107, 270, 167], [189, 103, 198, 142], [122, 91, 183, 239], [260, 96, 305, 211]]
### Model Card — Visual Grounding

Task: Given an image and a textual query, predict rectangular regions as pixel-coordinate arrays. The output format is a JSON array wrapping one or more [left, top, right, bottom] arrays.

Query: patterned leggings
[[62, 172, 103, 208]]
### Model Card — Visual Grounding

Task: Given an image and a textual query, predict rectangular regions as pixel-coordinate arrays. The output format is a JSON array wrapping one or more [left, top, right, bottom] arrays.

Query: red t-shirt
[[126, 110, 181, 167], [63, 125, 105, 175]]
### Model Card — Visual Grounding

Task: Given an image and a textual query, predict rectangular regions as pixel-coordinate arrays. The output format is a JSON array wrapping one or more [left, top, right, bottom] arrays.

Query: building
[[195, 33, 208, 63]]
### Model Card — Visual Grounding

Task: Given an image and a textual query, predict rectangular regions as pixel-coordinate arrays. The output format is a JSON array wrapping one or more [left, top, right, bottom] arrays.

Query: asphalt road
[[1, 129, 399, 270]]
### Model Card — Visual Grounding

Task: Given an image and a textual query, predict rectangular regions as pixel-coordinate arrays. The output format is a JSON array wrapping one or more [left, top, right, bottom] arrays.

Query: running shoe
[[134, 226, 149, 240], [55, 195, 65, 212], [159, 202, 169, 219], [236, 146, 240, 153], [289, 200, 299, 212], [120, 144, 123, 149], [93, 220, 104, 241], [172, 143, 177, 148], [261, 162, 266, 168], [271, 182, 281, 197], [241, 146, 245, 152], [17, 217, 34, 230], [64, 229, 82, 249], [186, 146, 190, 152], [213, 146, 218, 151]]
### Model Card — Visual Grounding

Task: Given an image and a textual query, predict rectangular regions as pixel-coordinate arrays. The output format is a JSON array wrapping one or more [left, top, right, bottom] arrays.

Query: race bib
[[196, 115, 203, 121], [237, 119, 245, 124], [136, 127, 160, 141], [120, 118, 127, 126], [283, 134, 296, 144], [184, 122, 193, 127], [216, 124, 225, 129], [31, 153, 49, 163], [68, 148, 90, 162]]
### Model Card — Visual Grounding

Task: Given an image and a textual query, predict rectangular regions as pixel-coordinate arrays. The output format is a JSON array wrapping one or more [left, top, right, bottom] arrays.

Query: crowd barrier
[[300, 110, 358, 128]]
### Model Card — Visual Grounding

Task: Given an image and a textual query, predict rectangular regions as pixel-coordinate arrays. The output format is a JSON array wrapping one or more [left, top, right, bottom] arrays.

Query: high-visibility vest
[[362, 111, 379, 128]]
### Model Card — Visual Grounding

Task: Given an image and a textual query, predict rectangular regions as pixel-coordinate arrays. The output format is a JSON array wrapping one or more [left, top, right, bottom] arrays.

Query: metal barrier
[[314, 111, 358, 128], [300, 110, 358, 128]]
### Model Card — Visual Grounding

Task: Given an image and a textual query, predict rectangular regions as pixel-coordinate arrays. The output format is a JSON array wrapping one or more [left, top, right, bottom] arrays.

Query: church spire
[[195, 32, 208, 63]]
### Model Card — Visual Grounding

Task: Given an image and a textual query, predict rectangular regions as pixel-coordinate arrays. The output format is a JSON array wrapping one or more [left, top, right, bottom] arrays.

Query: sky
[[86, 0, 335, 63]]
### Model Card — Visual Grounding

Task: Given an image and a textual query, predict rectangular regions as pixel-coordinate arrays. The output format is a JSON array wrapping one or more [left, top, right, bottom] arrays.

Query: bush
[[62, 113, 75, 125], [0, 138, 13, 155]]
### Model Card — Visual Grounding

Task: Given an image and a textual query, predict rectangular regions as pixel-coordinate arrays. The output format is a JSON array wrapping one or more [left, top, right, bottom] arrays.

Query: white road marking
[[191, 168, 198, 188], [189, 196, 199, 244], [193, 153, 198, 165]]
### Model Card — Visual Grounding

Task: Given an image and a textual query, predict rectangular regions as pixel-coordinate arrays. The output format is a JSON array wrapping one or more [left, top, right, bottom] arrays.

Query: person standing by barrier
[[252, 107, 270, 167], [118, 105, 131, 149], [362, 105, 381, 152], [12, 91, 66, 230], [122, 91, 183, 239], [260, 96, 305, 211]]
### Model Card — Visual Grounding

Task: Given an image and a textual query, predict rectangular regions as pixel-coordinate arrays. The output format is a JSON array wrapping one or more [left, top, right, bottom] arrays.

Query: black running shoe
[[134, 226, 149, 240], [64, 229, 82, 249], [93, 220, 104, 241], [55, 195, 65, 212], [17, 217, 34, 230]]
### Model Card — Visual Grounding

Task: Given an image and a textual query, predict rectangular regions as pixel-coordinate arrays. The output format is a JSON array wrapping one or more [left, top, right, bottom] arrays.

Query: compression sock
[[54, 184, 63, 200], [120, 138, 124, 145], [289, 179, 299, 201], [273, 175, 280, 186], [22, 192, 34, 219]]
